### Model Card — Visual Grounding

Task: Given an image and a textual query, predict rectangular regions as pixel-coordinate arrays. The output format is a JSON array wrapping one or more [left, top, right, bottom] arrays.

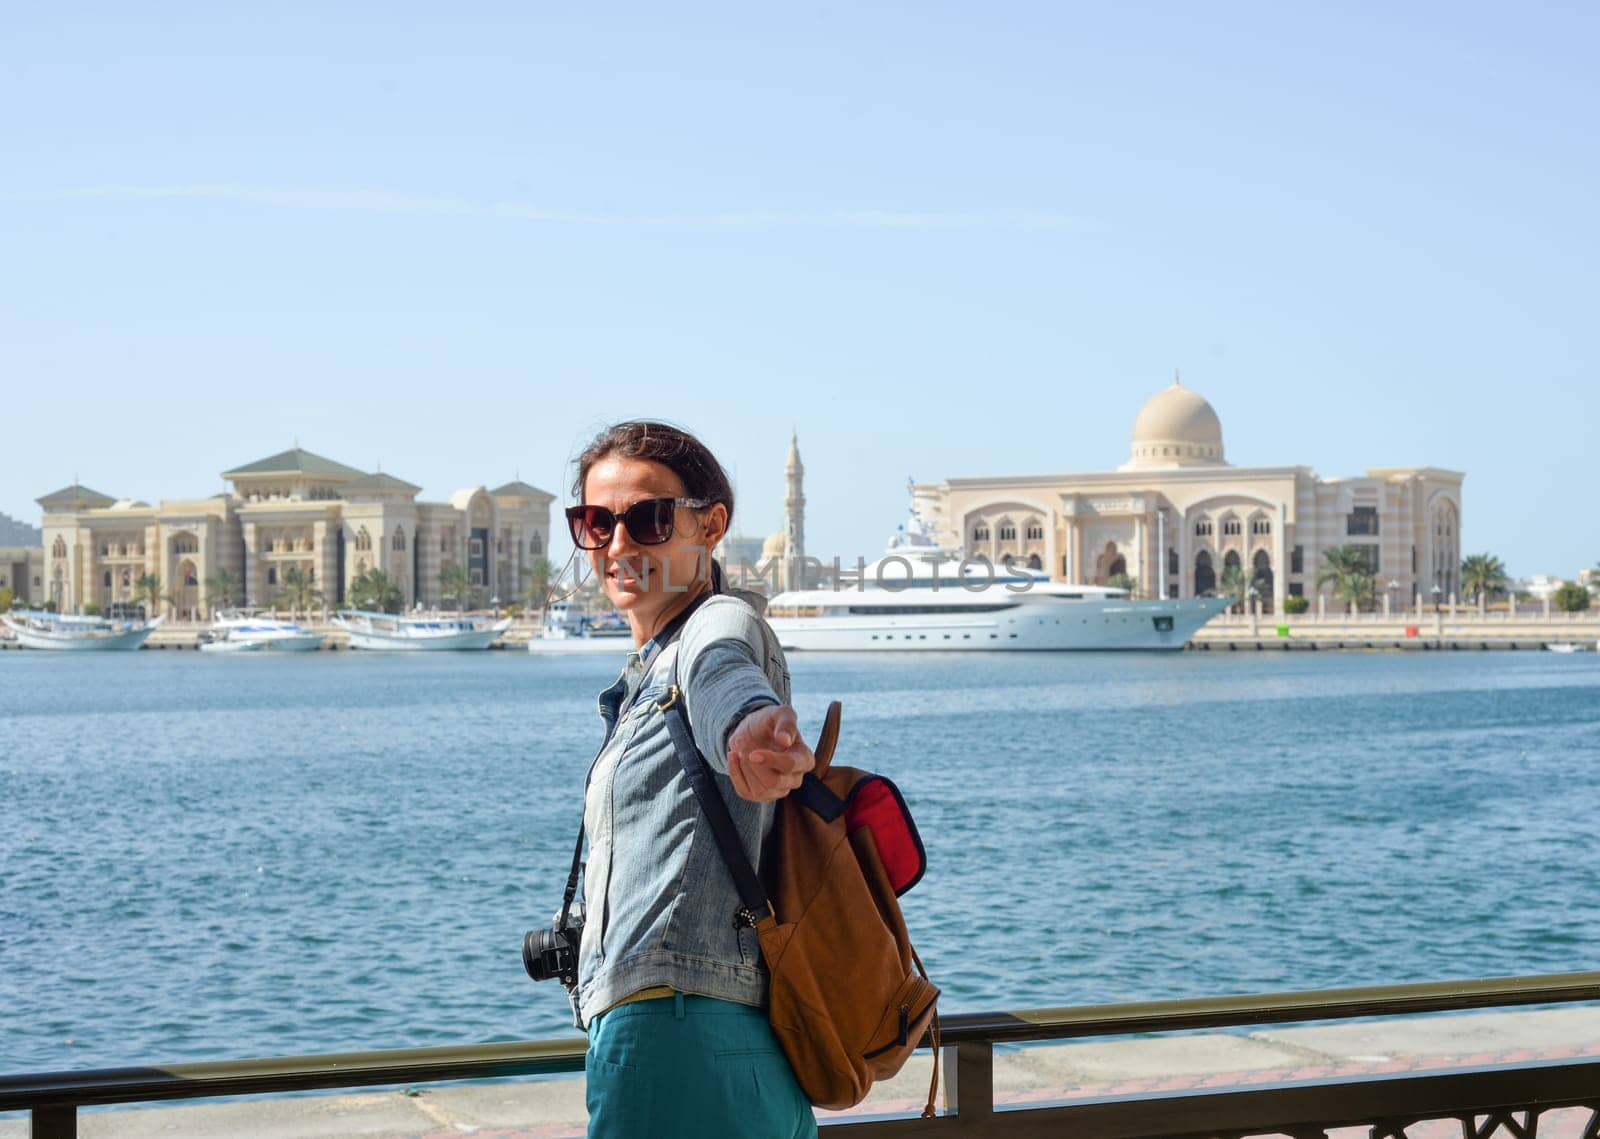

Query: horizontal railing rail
[[5, 970, 1599, 1137]]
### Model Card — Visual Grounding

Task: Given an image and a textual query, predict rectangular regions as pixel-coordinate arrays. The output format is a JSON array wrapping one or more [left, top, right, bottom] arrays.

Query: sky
[[2, 2, 1595, 579]]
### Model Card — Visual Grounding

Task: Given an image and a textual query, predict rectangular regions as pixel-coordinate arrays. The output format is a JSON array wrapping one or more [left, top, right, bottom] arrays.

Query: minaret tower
[[784, 431, 805, 588]]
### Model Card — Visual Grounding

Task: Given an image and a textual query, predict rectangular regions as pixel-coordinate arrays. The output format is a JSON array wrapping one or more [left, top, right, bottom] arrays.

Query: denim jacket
[[576, 590, 791, 1026]]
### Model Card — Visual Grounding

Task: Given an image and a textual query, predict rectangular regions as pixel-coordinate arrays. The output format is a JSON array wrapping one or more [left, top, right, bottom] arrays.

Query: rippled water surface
[[3, 649, 1598, 1073]]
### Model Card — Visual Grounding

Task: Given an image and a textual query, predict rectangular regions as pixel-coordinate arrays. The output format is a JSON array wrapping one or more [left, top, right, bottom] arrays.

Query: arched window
[[531, 532, 543, 555], [1222, 518, 1242, 537], [103, 570, 112, 587], [1168, 547, 1179, 575], [1251, 518, 1271, 536], [52, 537, 66, 559], [1194, 520, 1213, 537], [355, 527, 371, 552], [267, 567, 278, 586], [393, 527, 407, 552], [1253, 549, 1274, 612], [1025, 520, 1044, 541], [972, 524, 990, 542], [1026, 553, 1042, 570], [997, 519, 1017, 542], [1194, 550, 1216, 596], [1224, 550, 1241, 573]]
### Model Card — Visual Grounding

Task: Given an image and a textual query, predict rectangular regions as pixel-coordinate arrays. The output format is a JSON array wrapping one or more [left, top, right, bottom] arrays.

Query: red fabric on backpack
[[845, 778, 926, 897]]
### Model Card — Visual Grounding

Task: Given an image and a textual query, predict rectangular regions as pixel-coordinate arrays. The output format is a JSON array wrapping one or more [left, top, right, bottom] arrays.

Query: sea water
[[2, 649, 1597, 1073]]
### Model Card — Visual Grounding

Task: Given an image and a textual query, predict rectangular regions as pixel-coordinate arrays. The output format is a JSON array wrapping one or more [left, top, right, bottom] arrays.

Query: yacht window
[[847, 603, 1017, 615]]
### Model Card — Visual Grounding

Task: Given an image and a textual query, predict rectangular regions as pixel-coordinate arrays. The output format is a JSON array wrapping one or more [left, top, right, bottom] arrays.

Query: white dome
[[1120, 378, 1227, 470], [761, 530, 787, 559]]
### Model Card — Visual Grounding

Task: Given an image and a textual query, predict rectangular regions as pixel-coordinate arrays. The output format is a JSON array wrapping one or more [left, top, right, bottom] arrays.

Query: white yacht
[[527, 600, 635, 655], [762, 517, 1229, 652], [2, 609, 165, 651], [199, 612, 323, 653], [333, 609, 512, 651]]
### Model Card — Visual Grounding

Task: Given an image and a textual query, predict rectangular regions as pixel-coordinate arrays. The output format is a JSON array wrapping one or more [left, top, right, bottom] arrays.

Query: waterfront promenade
[[3, 610, 1595, 652], [5, 1003, 1597, 1138]]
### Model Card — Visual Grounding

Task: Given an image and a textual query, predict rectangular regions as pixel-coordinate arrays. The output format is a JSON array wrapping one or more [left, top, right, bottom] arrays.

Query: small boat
[[1544, 642, 1586, 654], [527, 601, 635, 655], [199, 612, 323, 653], [333, 609, 511, 651], [1, 609, 165, 651]]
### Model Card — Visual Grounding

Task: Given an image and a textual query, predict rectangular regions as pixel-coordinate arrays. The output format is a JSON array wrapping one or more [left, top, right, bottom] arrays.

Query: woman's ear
[[701, 503, 729, 549]]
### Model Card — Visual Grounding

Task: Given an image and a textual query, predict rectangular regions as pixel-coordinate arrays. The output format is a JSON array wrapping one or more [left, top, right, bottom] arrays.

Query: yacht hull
[[258, 634, 323, 651], [767, 597, 1230, 652]]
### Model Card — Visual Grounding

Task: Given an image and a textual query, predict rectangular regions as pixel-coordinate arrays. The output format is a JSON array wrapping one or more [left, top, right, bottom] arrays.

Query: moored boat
[[1, 609, 165, 651], [526, 600, 634, 655], [199, 612, 323, 653], [332, 609, 511, 651], [762, 513, 1229, 652]]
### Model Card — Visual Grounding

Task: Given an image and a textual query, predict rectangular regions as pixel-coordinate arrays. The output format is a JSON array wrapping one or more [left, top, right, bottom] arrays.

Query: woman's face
[[580, 455, 727, 640]]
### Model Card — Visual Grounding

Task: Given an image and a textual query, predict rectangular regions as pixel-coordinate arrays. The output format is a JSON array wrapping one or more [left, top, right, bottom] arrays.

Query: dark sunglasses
[[566, 497, 713, 550]]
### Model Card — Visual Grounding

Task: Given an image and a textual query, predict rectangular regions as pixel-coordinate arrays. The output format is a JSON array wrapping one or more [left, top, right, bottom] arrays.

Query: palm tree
[[1316, 545, 1375, 612], [272, 566, 323, 618], [134, 573, 164, 619], [1218, 564, 1251, 612], [1458, 552, 1509, 605], [1106, 572, 1140, 598], [205, 567, 238, 616], [348, 568, 404, 614], [438, 562, 472, 613], [519, 557, 553, 619]]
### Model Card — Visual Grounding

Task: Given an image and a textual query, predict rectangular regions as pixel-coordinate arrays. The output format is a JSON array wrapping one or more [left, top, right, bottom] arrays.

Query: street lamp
[[1430, 584, 1442, 613], [1386, 579, 1398, 613], [491, 594, 500, 618]]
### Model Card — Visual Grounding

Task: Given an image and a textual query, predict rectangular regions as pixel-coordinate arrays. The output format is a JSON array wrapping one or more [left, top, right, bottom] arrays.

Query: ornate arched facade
[[918, 379, 1464, 611], [32, 453, 554, 617]]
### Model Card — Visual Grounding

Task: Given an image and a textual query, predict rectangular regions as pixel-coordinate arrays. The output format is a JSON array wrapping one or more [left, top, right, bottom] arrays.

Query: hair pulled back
[[573, 420, 735, 532]]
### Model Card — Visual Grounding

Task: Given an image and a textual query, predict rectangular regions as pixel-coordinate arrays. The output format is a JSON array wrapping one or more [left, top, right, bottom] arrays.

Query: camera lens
[[522, 929, 554, 982]]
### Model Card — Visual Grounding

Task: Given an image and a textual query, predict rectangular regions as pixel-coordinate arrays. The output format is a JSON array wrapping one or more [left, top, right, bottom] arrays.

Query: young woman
[[564, 421, 818, 1139]]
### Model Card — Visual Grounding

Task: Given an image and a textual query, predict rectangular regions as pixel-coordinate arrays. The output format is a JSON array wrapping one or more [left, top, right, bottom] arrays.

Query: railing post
[[945, 1040, 993, 1125], [31, 1105, 76, 1138]]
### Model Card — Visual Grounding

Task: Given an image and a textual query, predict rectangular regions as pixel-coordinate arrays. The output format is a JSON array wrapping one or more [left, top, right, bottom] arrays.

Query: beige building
[[0, 547, 45, 606], [914, 378, 1464, 614], [36, 448, 553, 616]]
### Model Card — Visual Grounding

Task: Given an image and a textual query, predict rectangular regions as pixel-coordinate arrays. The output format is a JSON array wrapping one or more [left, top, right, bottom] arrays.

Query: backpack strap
[[657, 656, 774, 926]]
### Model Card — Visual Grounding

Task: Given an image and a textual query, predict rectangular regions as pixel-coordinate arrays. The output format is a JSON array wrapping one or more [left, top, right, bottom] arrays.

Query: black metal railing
[[4, 971, 1598, 1138]]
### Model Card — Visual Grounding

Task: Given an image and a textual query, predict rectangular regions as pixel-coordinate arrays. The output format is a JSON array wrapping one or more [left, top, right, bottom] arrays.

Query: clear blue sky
[[3, 2, 1595, 578]]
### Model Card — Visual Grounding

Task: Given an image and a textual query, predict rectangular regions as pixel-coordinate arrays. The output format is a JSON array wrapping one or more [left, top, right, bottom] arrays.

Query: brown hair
[[573, 420, 736, 531]]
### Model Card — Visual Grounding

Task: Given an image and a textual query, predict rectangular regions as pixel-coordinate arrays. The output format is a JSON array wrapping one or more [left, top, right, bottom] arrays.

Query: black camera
[[522, 906, 584, 991]]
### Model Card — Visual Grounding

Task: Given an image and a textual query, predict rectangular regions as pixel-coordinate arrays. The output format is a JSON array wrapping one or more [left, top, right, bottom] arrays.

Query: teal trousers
[[585, 992, 817, 1139]]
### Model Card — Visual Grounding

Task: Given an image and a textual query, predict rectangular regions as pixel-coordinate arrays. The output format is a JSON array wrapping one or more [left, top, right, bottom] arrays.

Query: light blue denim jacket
[[576, 590, 790, 1026]]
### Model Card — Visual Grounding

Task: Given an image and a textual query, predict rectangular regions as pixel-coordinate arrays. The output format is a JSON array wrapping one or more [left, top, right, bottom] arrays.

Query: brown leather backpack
[[662, 686, 941, 1115]]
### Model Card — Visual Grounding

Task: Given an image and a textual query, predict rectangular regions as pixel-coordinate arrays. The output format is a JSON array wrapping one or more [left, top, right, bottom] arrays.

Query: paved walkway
[[5, 1005, 1598, 1137]]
